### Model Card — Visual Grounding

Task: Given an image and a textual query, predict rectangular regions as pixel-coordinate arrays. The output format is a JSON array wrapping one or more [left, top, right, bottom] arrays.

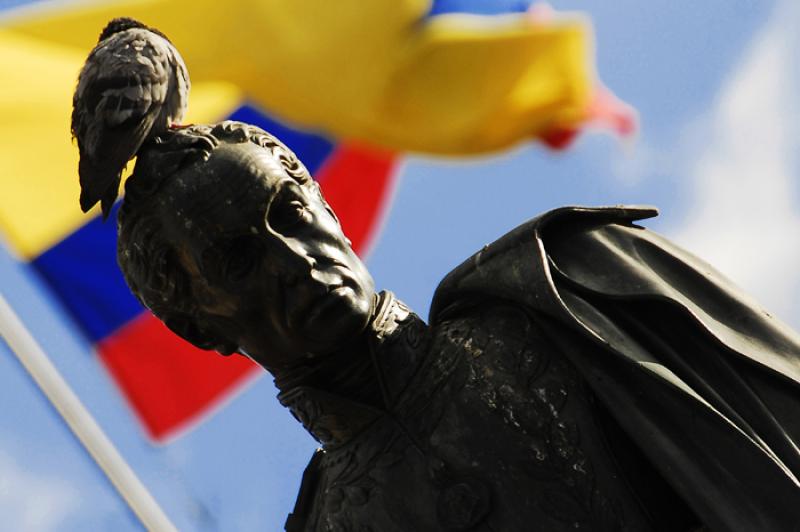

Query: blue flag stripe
[[427, 0, 531, 17], [32, 202, 140, 341]]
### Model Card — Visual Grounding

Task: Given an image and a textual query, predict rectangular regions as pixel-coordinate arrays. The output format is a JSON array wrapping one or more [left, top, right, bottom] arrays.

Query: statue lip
[[285, 279, 351, 332], [304, 284, 350, 321]]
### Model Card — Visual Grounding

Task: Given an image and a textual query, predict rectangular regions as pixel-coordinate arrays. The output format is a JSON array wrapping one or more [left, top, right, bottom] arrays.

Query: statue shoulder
[[429, 205, 658, 324]]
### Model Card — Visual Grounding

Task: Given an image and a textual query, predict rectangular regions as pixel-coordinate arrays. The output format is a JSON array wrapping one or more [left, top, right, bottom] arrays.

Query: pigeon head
[[97, 17, 169, 43]]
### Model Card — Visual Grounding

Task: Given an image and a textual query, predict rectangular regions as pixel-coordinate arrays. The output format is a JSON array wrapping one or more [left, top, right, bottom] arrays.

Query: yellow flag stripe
[[5, 0, 592, 155], [1, 0, 593, 256], [0, 28, 241, 258]]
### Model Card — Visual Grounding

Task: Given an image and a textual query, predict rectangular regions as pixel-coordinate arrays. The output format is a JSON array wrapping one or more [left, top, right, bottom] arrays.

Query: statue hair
[[117, 120, 312, 353]]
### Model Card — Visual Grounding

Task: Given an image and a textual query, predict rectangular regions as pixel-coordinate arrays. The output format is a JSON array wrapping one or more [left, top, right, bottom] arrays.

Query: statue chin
[[237, 284, 375, 368], [293, 287, 375, 357]]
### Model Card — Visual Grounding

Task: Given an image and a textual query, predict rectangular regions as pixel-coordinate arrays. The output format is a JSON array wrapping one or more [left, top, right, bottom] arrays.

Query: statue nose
[[274, 238, 316, 282], [264, 226, 318, 281], [296, 252, 317, 274]]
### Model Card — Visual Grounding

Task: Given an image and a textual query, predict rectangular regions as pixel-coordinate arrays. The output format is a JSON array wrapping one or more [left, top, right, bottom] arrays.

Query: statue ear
[[164, 315, 239, 356]]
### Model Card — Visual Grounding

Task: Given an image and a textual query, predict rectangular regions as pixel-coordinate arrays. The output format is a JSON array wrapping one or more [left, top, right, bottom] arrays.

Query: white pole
[[0, 294, 177, 531]]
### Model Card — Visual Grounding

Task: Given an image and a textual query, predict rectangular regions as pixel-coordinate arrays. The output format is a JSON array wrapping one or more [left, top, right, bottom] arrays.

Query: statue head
[[118, 121, 376, 372]]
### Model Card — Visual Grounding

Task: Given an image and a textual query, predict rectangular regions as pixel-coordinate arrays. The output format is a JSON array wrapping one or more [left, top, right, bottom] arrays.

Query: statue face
[[160, 142, 376, 369]]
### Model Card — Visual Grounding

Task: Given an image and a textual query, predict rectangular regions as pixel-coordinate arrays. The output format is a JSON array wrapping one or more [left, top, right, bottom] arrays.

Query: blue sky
[[2, 1, 799, 530]]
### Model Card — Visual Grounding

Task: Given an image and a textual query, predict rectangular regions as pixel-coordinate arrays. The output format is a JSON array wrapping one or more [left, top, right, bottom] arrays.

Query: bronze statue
[[100, 120, 800, 531], [71, 18, 800, 530]]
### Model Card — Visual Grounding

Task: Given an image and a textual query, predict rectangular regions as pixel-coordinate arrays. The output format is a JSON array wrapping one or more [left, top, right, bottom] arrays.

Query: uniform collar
[[277, 291, 428, 448]]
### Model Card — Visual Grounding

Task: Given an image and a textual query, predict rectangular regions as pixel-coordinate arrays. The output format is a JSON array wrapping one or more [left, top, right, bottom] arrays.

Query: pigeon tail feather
[[78, 154, 121, 217]]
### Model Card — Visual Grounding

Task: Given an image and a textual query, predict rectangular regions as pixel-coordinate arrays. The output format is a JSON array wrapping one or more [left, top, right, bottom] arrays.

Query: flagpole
[[0, 294, 176, 531]]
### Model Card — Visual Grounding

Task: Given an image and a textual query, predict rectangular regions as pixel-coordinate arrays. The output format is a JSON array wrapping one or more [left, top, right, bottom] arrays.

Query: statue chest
[[292, 303, 653, 531]]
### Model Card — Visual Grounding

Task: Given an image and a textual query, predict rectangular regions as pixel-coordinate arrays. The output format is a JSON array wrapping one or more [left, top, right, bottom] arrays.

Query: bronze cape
[[432, 206, 800, 530], [287, 206, 800, 530]]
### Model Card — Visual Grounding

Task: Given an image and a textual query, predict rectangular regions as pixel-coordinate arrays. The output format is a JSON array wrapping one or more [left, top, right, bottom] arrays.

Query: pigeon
[[71, 17, 190, 218]]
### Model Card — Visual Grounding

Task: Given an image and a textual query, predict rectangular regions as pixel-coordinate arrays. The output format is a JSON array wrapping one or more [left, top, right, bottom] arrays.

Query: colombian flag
[[0, 0, 630, 441]]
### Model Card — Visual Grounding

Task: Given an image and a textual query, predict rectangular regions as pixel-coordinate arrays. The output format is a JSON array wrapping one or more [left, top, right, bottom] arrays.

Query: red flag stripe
[[98, 313, 259, 441]]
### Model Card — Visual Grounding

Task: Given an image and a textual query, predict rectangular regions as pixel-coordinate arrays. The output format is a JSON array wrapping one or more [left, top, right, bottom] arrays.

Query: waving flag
[[0, 0, 631, 441]]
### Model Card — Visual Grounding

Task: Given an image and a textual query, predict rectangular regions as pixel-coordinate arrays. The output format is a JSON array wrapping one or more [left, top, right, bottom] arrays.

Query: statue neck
[[274, 291, 429, 447]]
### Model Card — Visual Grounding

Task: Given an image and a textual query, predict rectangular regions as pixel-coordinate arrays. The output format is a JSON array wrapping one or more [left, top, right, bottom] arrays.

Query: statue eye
[[223, 238, 260, 280], [270, 197, 312, 233]]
